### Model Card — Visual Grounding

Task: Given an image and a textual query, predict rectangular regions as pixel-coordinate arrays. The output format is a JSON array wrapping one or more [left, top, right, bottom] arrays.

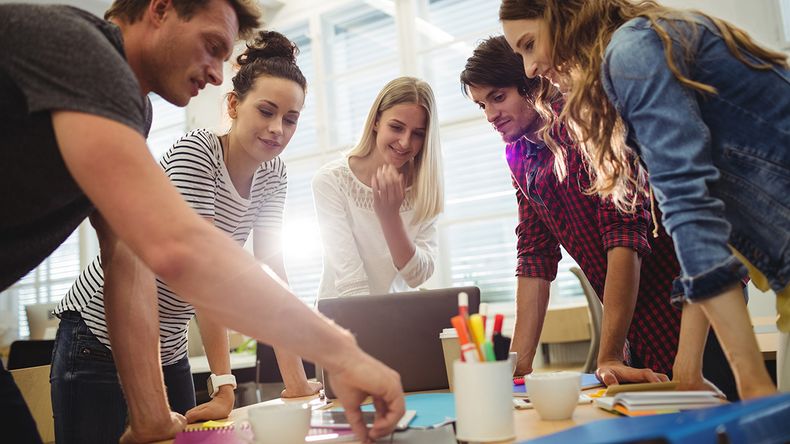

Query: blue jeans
[[50, 311, 196, 444]]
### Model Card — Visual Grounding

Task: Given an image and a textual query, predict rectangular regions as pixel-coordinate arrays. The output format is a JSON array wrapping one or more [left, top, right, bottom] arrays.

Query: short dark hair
[[460, 35, 540, 99], [105, 0, 261, 40]]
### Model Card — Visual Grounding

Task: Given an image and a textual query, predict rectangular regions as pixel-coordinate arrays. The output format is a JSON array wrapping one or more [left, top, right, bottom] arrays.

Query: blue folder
[[521, 393, 790, 444], [360, 393, 456, 429]]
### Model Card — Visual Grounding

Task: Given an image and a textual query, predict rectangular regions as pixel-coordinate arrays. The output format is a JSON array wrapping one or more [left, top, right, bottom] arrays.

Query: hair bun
[[237, 30, 299, 66]]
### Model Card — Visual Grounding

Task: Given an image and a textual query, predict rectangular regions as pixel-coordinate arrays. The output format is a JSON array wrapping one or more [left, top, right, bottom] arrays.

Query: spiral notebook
[[173, 424, 253, 444]]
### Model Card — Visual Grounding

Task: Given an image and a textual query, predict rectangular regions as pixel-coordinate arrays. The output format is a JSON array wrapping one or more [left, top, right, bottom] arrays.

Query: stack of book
[[595, 391, 724, 416]]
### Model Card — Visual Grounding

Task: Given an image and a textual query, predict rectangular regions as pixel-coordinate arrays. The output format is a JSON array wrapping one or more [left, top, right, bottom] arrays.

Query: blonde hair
[[347, 77, 444, 223], [500, 0, 788, 212]]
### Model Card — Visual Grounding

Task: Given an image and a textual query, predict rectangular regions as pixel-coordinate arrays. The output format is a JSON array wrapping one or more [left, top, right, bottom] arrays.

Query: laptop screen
[[317, 287, 480, 398]]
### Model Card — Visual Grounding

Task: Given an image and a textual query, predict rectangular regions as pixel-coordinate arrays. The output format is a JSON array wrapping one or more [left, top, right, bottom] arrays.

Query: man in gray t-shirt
[[0, 2, 407, 443], [0, 1, 228, 442], [0, 5, 152, 293]]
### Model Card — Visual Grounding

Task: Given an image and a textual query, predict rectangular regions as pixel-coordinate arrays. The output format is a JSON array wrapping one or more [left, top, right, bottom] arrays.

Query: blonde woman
[[313, 77, 444, 299], [500, 0, 789, 400]]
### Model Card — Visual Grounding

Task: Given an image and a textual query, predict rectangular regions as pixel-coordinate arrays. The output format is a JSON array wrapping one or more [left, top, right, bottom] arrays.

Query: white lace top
[[311, 156, 438, 299]]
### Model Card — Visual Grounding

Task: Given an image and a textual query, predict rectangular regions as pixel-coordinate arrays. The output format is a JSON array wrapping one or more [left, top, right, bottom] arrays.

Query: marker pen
[[492, 314, 509, 361], [469, 314, 486, 361], [478, 302, 489, 333], [451, 315, 478, 363], [458, 292, 469, 319]]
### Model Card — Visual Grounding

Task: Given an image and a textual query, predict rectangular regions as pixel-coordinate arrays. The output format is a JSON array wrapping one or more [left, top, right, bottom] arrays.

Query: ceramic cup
[[453, 359, 515, 442], [246, 402, 310, 444], [525, 371, 581, 420]]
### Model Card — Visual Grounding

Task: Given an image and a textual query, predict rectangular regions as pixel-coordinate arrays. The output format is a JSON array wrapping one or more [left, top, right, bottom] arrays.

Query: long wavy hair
[[499, 0, 788, 212], [347, 77, 444, 223]]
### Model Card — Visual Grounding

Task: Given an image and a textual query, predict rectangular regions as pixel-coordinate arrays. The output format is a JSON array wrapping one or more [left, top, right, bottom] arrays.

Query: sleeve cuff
[[516, 257, 558, 281], [670, 255, 748, 304], [398, 249, 434, 288], [602, 229, 652, 257]]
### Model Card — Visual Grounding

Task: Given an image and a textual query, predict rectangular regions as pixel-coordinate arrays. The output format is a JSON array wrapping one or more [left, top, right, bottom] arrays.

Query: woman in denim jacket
[[500, 0, 789, 400]]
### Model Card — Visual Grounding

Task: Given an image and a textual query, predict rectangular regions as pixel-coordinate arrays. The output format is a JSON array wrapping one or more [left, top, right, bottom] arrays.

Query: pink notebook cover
[[174, 425, 253, 444]]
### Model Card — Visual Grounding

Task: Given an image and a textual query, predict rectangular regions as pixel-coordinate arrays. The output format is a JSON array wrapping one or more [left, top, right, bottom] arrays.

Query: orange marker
[[451, 315, 478, 363]]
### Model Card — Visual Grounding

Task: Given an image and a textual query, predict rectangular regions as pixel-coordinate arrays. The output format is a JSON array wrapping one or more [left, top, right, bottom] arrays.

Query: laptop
[[316, 287, 480, 398], [25, 302, 60, 340]]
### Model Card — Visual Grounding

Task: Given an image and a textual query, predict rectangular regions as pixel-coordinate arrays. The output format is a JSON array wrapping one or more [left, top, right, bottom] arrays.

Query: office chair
[[7, 339, 55, 370], [570, 267, 603, 374]]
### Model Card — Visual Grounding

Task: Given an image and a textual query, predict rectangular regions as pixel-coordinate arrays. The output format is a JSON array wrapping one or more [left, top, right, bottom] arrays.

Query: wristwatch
[[207, 373, 237, 398]]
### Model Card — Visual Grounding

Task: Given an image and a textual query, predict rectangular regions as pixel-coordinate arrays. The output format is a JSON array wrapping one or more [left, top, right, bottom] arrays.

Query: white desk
[[188, 351, 256, 374], [159, 389, 617, 444]]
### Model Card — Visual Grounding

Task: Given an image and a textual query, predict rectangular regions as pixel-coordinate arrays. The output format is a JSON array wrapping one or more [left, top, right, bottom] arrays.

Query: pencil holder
[[453, 359, 515, 442]]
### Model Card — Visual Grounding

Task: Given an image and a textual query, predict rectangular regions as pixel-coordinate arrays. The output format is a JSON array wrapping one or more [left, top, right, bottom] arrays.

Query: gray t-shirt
[[0, 5, 152, 291]]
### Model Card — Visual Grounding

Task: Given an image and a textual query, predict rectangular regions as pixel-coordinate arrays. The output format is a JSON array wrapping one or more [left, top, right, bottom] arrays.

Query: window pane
[[325, 2, 398, 73], [445, 217, 517, 302], [421, 0, 500, 42], [281, 156, 329, 304], [331, 66, 400, 147], [442, 120, 515, 220], [6, 230, 81, 338], [147, 93, 187, 160], [282, 26, 320, 159], [416, 0, 501, 122]]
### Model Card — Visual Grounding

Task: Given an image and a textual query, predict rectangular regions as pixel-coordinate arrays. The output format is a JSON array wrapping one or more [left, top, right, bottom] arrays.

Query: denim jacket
[[601, 16, 790, 302]]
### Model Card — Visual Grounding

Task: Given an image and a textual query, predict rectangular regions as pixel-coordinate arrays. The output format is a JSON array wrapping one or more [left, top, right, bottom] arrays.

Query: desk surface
[[159, 390, 616, 444]]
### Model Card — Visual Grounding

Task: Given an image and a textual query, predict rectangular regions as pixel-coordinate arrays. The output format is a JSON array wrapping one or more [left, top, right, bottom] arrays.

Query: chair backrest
[[11, 364, 55, 443], [570, 267, 603, 373], [316, 286, 481, 398], [7, 340, 55, 370]]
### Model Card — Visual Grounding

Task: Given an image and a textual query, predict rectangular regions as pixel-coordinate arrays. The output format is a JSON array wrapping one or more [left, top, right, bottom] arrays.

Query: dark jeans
[[0, 358, 42, 444], [51, 311, 196, 444]]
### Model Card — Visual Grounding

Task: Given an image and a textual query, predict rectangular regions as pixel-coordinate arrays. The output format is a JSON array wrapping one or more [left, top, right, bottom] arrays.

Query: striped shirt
[[56, 129, 287, 365]]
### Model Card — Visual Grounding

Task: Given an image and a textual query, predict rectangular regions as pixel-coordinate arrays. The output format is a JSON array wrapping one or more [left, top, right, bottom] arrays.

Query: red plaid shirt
[[506, 126, 682, 375]]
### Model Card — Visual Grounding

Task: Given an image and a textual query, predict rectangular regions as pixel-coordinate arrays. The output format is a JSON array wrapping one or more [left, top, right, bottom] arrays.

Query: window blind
[[269, 0, 584, 305]]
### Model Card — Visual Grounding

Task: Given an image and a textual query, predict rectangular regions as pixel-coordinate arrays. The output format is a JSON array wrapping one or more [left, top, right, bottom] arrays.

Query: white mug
[[525, 371, 581, 420], [453, 359, 515, 442], [245, 402, 310, 444]]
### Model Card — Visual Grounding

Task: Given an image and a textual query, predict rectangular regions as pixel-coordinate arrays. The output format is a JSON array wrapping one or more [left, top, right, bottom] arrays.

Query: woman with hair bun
[[51, 30, 319, 444]]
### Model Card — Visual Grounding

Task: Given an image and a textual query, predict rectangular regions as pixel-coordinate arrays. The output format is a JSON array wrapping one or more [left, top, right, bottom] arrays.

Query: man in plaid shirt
[[460, 36, 736, 398]]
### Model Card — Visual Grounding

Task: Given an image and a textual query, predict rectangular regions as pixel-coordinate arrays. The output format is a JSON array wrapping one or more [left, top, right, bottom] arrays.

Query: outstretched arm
[[54, 111, 404, 442]]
